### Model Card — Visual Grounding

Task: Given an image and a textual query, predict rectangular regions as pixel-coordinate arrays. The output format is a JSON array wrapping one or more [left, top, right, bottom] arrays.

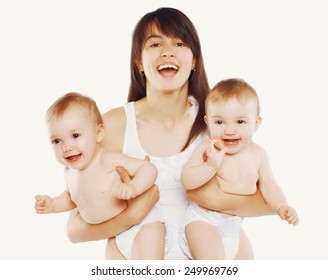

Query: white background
[[1, 0, 327, 260]]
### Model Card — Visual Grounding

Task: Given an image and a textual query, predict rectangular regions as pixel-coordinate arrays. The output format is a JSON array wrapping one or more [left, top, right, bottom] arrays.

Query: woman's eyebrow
[[145, 34, 162, 41]]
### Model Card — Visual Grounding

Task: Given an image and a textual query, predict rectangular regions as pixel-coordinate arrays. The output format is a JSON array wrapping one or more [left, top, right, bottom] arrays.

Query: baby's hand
[[34, 195, 54, 214], [112, 182, 137, 200], [205, 138, 227, 171], [277, 205, 299, 226]]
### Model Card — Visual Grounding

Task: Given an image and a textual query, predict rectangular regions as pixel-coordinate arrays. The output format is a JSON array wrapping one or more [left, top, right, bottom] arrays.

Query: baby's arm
[[182, 139, 226, 190], [258, 148, 299, 225], [34, 191, 76, 214], [278, 206, 299, 226], [112, 155, 158, 200]]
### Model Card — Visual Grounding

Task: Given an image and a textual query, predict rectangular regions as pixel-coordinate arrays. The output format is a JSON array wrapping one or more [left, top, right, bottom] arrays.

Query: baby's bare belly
[[216, 175, 257, 196], [79, 199, 127, 224]]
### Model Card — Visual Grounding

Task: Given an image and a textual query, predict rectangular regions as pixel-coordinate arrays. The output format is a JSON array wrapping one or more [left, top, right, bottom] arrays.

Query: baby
[[180, 78, 299, 259], [35, 92, 165, 259]]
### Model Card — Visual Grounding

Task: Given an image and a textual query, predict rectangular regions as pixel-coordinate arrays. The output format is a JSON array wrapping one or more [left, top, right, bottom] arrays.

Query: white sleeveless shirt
[[123, 98, 204, 259]]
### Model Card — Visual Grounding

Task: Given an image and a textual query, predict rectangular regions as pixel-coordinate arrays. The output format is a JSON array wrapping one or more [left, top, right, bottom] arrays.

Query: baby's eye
[[215, 120, 223, 125], [52, 139, 60, 145], [72, 133, 81, 138], [237, 120, 246, 124]]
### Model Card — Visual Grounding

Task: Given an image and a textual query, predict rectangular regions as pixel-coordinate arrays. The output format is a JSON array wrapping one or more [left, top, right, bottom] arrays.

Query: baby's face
[[47, 108, 102, 170], [205, 98, 261, 155]]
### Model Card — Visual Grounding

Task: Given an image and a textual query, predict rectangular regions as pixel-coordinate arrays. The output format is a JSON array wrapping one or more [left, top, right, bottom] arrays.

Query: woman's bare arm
[[187, 177, 273, 217], [67, 184, 159, 243]]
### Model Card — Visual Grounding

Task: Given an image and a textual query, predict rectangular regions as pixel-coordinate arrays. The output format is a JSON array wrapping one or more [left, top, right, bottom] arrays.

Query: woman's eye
[[176, 42, 186, 47], [150, 42, 161, 47]]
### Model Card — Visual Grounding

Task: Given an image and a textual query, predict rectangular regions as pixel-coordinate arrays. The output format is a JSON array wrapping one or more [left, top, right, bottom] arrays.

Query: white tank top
[[123, 99, 204, 259]]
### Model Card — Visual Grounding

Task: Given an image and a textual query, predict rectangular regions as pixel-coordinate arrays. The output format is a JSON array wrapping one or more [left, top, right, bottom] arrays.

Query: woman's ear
[[191, 58, 196, 71], [139, 65, 144, 73], [137, 58, 144, 73]]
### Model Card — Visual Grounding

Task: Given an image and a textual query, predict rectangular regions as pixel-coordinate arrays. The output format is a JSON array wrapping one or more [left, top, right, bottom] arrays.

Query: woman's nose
[[161, 45, 175, 57]]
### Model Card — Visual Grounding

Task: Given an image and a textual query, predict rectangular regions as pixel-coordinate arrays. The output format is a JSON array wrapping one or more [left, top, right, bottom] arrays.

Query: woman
[[66, 7, 271, 259]]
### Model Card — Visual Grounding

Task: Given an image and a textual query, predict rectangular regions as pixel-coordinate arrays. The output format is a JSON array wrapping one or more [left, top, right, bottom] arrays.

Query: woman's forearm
[[66, 185, 159, 243], [66, 208, 134, 243], [187, 178, 273, 217]]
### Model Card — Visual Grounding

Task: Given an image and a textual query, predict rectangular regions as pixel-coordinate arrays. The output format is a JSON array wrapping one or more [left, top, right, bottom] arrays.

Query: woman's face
[[139, 27, 195, 93]]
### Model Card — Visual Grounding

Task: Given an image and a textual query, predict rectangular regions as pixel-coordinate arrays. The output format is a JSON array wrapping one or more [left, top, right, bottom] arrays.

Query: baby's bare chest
[[217, 156, 260, 195], [67, 168, 120, 205]]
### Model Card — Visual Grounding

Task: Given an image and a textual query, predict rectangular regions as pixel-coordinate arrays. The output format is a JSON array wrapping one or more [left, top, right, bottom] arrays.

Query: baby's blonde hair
[[206, 78, 261, 116], [46, 92, 103, 125]]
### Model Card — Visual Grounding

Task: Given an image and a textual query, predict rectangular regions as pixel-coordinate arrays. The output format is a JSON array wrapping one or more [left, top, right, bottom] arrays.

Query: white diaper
[[115, 207, 172, 259], [179, 202, 243, 259]]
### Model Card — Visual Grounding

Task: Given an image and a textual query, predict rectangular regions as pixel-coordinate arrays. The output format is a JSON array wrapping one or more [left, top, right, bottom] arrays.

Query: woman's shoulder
[[102, 106, 126, 152], [102, 106, 126, 125]]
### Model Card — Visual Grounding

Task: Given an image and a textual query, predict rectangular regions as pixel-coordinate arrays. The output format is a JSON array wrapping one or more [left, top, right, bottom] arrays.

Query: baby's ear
[[204, 115, 209, 126], [97, 124, 105, 142], [255, 116, 262, 131]]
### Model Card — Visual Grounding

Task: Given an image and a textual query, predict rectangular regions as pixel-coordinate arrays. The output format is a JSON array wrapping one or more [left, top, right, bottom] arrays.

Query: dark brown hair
[[128, 7, 210, 150]]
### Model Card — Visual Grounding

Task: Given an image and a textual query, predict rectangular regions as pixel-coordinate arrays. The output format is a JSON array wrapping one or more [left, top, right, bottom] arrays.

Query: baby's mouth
[[222, 139, 240, 146], [65, 153, 82, 162]]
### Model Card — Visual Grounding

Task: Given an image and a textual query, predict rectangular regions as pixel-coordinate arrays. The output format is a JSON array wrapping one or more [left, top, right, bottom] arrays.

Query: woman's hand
[[187, 176, 273, 217], [115, 156, 159, 222]]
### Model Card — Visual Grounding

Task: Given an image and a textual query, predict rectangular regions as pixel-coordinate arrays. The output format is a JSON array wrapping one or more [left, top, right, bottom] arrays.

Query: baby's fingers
[[113, 187, 129, 200], [35, 195, 43, 201], [219, 146, 228, 155], [119, 189, 132, 200], [112, 187, 120, 198], [282, 208, 299, 226], [287, 213, 299, 226], [35, 197, 45, 206], [34, 204, 45, 214]]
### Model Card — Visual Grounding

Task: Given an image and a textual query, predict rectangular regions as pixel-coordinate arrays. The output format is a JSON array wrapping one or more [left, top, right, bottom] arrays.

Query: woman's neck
[[141, 87, 191, 129]]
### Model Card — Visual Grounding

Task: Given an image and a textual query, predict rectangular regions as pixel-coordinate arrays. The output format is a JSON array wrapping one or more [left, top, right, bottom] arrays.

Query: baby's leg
[[234, 229, 254, 259], [105, 237, 126, 260], [132, 221, 165, 259], [186, 221, 224, 259]]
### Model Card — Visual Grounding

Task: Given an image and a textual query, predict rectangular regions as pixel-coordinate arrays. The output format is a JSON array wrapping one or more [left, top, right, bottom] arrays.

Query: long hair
[[128, 7, 210, 150]]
